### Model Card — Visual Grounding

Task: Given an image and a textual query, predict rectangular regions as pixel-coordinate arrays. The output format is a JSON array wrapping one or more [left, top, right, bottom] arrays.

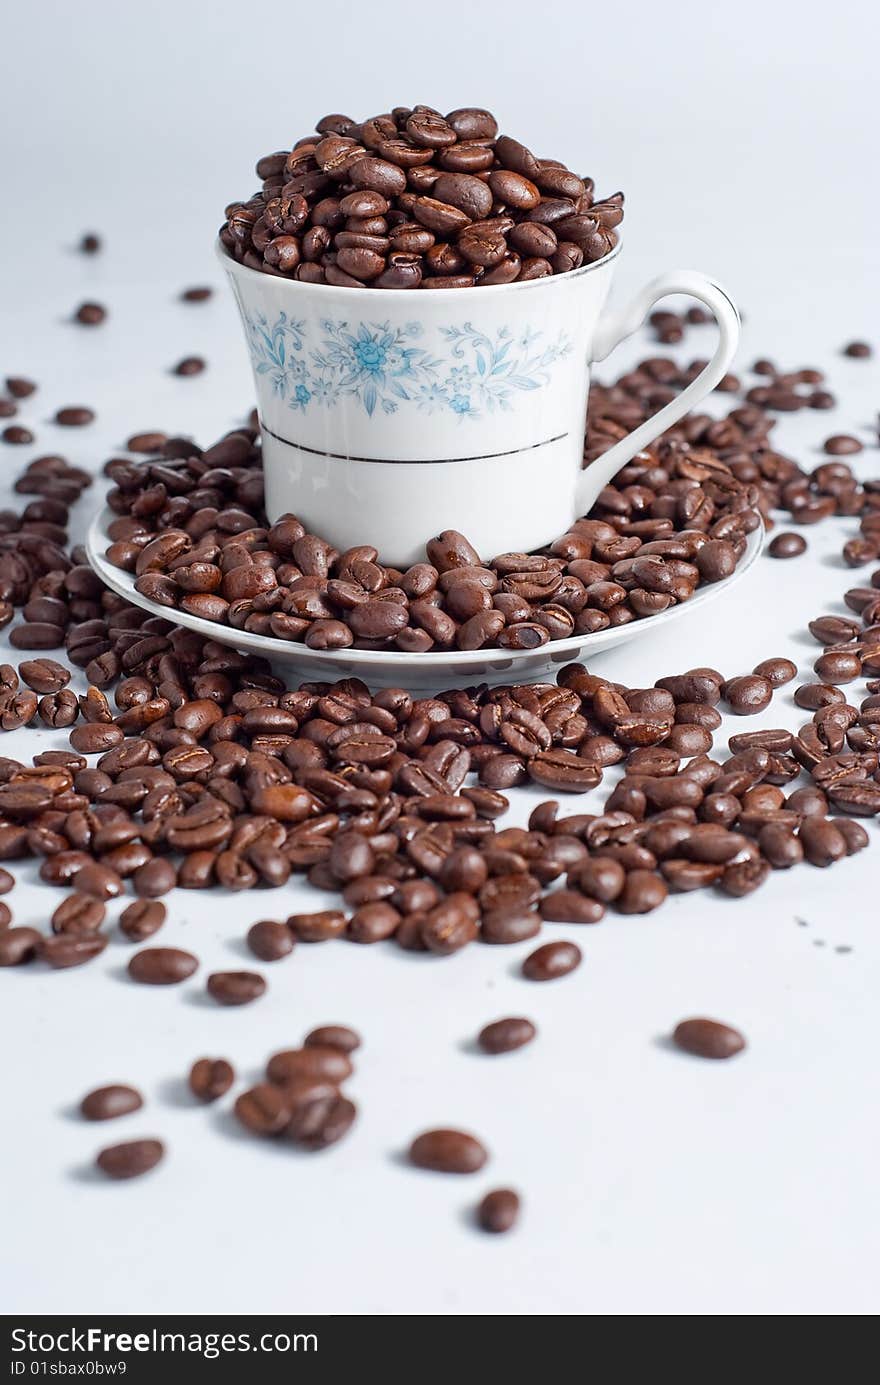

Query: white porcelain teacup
[[220, 241, 739, 567]]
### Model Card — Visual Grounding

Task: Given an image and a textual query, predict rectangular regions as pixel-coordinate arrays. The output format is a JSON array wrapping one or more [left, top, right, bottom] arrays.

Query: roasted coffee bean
[[2, 425, 34, 444], [409, 1128, 488, 1173], [206, 970, 266, 1005], [74, 302, 107, 325], [304, 1024, 361, 1054], [521, 940, 581, 980], [189, 1057, 235, 1102], [96, 1139, 164, 1179], [222, 110, 622, 289], [173, 356, 206, 377], [478, 1017, 536, 1054], [128, 947, 198, 984], [80, 1084, 143, 1121], [673, 1018, 746, 1059], [119, 899, 166, 941], [54, 406, 95, 427], [480, 908, 541, 944], [235, 1084, 291, 1135], [617, 870, 669, 913], [753, 657, 797, 687], [799, 817, 848, 867], [823, 434, 863, 456], [288, 909, 347, 942], [477, 1188, 520, 1234], [40, 933, 108, 968], [0, 927, 43, 966], [51, 893, 105, 935], [6, 375, 36, 397], [247, 919, 294, 961], [287, 1094, 357, 1150], [539, 890, 604, 923], [722, 675, 773, 715], [768, 532, 807, 559], [17, 658, 70, 694]]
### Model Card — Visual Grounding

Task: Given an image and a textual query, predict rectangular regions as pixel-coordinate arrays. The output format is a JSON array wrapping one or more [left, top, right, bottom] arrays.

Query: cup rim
[[215, 236, 621, 298]]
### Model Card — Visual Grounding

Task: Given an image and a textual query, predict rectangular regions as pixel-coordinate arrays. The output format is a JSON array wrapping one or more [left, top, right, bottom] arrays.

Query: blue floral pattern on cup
[[243, 312, 571, 420]]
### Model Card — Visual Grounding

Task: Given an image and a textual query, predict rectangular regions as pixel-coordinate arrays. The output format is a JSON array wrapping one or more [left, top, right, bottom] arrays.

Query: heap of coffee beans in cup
[[220, 106, 622, 288]]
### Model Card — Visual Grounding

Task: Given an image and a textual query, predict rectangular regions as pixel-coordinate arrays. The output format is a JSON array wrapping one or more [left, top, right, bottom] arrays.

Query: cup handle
[[576, 270, 741, 507]]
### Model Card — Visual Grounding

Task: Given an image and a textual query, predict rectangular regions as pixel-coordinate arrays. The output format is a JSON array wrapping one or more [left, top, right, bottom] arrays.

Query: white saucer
[[86, 507, 763, 691]]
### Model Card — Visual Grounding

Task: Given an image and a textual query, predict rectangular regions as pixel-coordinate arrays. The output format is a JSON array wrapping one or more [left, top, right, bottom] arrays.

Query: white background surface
[[2, 0, 879, 1317]]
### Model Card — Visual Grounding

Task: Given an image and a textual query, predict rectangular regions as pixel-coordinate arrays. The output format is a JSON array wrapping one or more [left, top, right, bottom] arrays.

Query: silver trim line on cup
[[259, 422, 570, 466]]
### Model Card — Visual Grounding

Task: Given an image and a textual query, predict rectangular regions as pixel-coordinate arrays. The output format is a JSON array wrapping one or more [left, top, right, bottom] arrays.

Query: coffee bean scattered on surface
[[96, 1138, 164, 1179], [672, 1018, 746, 1059], [1, 257, 879, 1229], [206, 970, 266, 1005], [128, 948, 198, 985], [522, 941, 582, 981], [80, 1084, 144, 1121], [768, 532, 807, 559], [5, 377, 36, 398], [221, 106, 623, 289], [75, 302, 107, 326], [173, 356, 206, 376], [409, 1129, 488, 1173], [189, 1057, 235, 1102], [478, 1017, 537, 1054], [2, 425, 34, 445], [843, 341, 872, 358], [477, 1188, 520, 1233], [305, 1025, 361, 1053], [54, 406, 95, 427]]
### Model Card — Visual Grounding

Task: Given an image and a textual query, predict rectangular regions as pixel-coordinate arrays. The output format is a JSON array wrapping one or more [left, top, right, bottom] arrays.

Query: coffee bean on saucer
[[80, 1084, 143, 1120], [843, 341, 871, 358], [672, 1018, 746, 1059], [768, 532, 806, 559], [96, 1139, 164, 1179]]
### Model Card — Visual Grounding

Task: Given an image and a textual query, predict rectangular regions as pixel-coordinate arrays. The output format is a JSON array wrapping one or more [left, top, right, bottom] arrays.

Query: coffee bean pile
[[1, 331, 878, 1220], [220, 106, 623, 289], [101, 440, 763, 657]]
